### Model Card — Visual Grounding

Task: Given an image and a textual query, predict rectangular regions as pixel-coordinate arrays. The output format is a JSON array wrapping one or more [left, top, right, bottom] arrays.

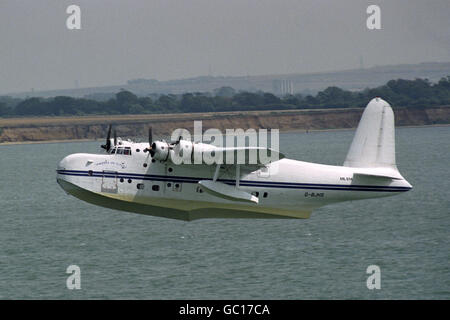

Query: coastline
[[0, 138, 98, 146], [1, 123, 448, 146], [1, 106, 449, 145]]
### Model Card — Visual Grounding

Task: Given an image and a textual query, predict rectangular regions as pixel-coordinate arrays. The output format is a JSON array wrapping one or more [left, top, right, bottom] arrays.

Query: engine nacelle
[[150, 141, 170, 161], [171, 140, 193, 163], [150, 139, 220, 164], [192, 142, 218, 164], [171, 140, 217, 164]]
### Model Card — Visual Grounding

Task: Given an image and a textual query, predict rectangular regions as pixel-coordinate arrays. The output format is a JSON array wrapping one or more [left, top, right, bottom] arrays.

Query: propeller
[[149, 126, 153, 145], [144, 126, 154, 155], [101, 125, 112, 152], [100, 124, 118, 152], [173, 135, 182, 145]]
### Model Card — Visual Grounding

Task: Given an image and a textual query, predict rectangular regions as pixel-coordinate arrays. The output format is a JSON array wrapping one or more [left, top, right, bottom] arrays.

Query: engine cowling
[[150, 139, 220, 164], [150, 141, 170, 161], [172, 140, 194, 163]]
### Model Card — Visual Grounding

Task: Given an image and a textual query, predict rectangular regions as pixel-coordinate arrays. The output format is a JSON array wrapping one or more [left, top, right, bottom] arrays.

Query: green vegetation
[[1, 77, 449, 117]]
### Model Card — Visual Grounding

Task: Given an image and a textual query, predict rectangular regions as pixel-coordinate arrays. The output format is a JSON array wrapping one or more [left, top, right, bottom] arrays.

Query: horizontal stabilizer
[[353, 168, 403, 180], [198, 180, 259, 203]]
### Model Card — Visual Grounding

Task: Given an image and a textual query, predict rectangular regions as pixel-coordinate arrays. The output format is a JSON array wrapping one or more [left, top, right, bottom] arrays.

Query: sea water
[[0, 126, 448, 299]]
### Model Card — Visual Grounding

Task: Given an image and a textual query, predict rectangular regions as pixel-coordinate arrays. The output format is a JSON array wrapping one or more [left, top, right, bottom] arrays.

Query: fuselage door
[[101, 170, 118, 193]]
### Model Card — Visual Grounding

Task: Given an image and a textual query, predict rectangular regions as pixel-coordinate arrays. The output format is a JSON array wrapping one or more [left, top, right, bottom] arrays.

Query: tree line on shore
[[1, 76, 449, 117]]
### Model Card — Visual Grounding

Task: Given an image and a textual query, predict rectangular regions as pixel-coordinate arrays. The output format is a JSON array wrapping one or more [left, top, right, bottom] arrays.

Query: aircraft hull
[[56, 158, 410, 221], [56, 178, 311, 221]]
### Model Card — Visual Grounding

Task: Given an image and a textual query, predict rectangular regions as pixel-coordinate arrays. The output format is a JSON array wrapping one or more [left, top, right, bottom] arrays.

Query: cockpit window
[[111, 147, 132, 156]]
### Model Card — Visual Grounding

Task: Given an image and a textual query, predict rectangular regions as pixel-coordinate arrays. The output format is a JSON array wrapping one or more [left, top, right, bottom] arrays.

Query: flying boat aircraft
[[56, 98, 412, 221]]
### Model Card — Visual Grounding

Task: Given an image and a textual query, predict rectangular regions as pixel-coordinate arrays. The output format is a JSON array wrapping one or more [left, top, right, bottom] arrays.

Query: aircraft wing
[[208, 146, 284, 165], [170, 145, 283, 172], [162, 144, 284, 204]]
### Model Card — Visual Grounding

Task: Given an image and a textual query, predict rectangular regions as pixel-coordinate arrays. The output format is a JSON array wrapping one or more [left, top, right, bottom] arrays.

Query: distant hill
[[9, 61, 450, 99]]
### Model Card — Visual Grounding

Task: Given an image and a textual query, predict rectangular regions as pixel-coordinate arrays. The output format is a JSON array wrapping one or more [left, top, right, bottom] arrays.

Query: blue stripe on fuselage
[[56, 169, 411, 192]]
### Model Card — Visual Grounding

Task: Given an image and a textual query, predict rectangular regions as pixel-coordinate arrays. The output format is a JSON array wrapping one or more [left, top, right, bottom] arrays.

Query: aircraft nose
[[57, 153, 85, 193], [56, 153, 92, 191], [58, 154, 76, 171], [57, 155, 74, 190], [57, 153, 90, 172], [58, 157, 67, 171]]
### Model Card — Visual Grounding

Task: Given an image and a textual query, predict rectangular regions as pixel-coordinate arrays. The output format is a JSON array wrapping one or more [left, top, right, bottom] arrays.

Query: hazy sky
[[1, 0, 449, 94]]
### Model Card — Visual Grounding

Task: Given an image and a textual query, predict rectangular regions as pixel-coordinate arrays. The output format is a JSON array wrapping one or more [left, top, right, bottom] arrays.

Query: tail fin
[[344, 98, 397, 169]]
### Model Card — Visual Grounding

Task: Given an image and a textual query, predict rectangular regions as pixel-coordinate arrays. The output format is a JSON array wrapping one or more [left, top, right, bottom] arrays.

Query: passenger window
[[116, 148, 124, 155], [173, 183, 182, 192], [152, 185, 159, 191]]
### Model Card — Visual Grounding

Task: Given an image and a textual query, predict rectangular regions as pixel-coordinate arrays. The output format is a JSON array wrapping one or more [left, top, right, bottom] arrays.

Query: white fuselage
[[56, 141, 412, 221]]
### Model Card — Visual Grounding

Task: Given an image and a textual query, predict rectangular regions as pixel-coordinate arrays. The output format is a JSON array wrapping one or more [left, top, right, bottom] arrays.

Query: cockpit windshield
[[111, 147, 132, 155]]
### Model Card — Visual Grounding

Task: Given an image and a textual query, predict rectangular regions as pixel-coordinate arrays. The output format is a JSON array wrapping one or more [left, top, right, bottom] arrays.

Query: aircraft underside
[[57, 179, 313, 221]]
